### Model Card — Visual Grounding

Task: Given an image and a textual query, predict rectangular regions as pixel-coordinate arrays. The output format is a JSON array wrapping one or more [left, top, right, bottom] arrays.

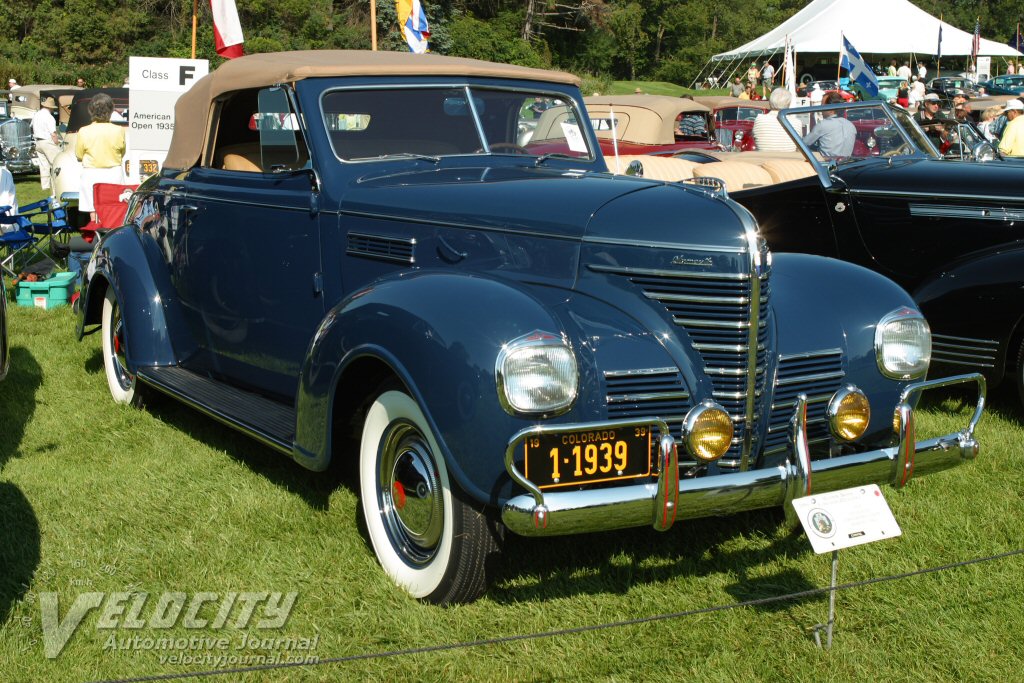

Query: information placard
[[792, 484, 902, 554], [127, 56, 208, 182]]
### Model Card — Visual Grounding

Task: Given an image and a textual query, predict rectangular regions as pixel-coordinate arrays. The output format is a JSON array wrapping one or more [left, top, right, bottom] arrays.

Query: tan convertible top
[[584, 95, 710, 145], [165, 50, 582, 169]]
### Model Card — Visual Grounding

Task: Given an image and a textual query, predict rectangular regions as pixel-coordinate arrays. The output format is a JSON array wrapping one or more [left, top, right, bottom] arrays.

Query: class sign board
[[792, 484, 902, 554], [127, 56, 208, 182]]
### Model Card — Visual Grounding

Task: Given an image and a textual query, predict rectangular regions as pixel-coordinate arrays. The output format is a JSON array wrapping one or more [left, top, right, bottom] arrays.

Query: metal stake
[[813, 550, 839, 649]]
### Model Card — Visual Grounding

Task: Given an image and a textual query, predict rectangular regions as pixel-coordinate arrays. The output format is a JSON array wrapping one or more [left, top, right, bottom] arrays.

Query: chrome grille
[[626, 270, 769, 470], [931, 334, 998, 369], [604, 368, 695, 463], [763, 350, 845, 457]]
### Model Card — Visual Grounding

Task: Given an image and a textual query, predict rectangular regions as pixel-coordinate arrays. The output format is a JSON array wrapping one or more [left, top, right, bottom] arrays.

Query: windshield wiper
[[376, 152, 441, 163], [534, 152, 577, 166]]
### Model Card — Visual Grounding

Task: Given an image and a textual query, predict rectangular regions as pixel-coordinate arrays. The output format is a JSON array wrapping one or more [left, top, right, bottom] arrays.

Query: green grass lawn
[[1, 176, 1023, 681]]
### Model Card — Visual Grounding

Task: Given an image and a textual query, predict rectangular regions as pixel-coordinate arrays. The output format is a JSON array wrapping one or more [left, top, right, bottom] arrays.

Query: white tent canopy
[[712, 0, 1022, 60]]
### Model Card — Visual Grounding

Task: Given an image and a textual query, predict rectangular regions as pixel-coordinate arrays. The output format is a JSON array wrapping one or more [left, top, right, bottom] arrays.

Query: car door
[[170, 87, 325, 401]]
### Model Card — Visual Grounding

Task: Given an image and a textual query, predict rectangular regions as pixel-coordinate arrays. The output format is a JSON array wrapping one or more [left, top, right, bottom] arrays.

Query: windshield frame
[[779, 100, 940, 188], [317, 82, 595, 164]]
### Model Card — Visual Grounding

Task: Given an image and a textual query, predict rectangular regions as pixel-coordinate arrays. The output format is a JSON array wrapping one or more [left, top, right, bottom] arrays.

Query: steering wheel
[[480, 142, 531, 155]]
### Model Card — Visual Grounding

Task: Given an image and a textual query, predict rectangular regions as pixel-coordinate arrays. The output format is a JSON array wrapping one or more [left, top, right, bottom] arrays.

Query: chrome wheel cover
[[377, 419, 444, 567]]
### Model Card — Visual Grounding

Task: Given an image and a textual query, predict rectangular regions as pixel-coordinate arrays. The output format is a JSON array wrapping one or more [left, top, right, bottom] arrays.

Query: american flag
[[972, 19, 981, 60]]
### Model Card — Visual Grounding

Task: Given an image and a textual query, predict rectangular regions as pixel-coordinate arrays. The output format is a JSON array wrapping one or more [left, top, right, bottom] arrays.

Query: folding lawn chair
[[0, 205, 51, 279], [16, 198, 71, 256], [80, 183, 137, 243]]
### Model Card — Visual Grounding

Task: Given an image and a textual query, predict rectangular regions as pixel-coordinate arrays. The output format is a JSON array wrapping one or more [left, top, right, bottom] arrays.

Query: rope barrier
[[92, 547, 1024, 683]]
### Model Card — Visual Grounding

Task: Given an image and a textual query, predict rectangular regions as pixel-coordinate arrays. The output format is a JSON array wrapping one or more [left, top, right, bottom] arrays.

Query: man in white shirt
[[752, 88, 797, 152], [897, 61, 912, 80], [0, 166, 16, 219], [31, 97, 60, 192]]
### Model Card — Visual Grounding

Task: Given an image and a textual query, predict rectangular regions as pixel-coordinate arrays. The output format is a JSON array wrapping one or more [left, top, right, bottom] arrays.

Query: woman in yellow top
[[75, 93, 126, 223]]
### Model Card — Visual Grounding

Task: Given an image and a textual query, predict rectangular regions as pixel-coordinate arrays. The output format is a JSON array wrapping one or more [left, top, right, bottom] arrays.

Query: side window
[[209, 88, 310, 173]]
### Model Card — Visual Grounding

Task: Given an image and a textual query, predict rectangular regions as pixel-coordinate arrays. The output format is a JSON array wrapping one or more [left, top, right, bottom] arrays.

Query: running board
[[138, 366, 295, 455]]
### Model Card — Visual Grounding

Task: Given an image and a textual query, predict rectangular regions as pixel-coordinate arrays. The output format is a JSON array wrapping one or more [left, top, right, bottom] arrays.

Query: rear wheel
[[101, 288, 144, 406], [359, 387, 499, 604]]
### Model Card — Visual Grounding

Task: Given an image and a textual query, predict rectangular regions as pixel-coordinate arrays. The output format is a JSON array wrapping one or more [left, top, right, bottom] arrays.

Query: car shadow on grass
[[0, 346, 43, 467], [139, 393, 348, 512], [0, 483, 40, 623], [490, 508, 815, 604]]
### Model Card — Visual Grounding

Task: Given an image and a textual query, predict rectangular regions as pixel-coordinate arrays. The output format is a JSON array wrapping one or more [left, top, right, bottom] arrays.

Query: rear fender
[[77, 226, 193, 369]]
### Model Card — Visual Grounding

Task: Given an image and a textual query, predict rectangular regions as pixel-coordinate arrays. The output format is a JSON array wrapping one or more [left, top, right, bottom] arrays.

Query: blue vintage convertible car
[[77, 51, 984, 603]]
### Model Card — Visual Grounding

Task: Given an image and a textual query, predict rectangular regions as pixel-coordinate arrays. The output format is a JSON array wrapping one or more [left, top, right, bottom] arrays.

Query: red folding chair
[[80, 183, 138, 243]]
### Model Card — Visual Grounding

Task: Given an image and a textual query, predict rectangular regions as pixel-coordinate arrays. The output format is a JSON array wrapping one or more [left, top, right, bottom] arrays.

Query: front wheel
[[101, 287, 144, 406], [359, 388, 500, 604]]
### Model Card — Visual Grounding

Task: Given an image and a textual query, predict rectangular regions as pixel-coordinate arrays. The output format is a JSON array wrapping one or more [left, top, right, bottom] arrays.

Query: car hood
[[837, 156, 1024, 198], [338, 164, 750, 250]]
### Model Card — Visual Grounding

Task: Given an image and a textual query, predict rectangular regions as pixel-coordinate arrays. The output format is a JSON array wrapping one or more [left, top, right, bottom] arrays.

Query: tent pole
[[690, 57, 714, 90]]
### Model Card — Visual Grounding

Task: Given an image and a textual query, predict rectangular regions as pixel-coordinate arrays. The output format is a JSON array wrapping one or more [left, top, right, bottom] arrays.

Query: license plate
[[524, 426, 653, 489]]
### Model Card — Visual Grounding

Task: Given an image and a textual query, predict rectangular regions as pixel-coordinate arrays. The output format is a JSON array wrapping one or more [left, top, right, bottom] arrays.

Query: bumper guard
[[501, 373, 985, 537]]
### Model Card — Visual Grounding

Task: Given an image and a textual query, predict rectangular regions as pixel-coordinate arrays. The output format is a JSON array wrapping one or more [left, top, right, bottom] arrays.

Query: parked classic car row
[[78, 51, 986, 604]]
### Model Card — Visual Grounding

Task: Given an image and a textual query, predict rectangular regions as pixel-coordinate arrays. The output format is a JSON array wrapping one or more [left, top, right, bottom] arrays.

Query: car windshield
[[781, 102, 940, 165], [320, 86, 592, 162]]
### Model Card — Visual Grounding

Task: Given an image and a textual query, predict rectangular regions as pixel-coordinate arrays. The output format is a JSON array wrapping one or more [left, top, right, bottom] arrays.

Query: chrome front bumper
[[501, 373, 986, 537]]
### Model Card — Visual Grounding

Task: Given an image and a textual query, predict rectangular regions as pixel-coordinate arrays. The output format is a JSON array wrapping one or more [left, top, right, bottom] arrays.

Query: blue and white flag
[[840, 35, 879, 97]]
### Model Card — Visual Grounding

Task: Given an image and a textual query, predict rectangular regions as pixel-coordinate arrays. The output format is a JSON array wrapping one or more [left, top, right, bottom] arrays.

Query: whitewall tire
[[359, 388, 498, 604], [101, 287, 143, 406]]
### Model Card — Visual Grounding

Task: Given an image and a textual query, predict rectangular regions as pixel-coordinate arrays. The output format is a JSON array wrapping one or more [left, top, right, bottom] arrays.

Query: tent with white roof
[[712, 0, 1021, 61]]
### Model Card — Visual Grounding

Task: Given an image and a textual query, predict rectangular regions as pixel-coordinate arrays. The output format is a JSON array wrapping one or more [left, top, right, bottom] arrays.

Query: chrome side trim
[[604, 367, 679, 377], [849, 187, 1024, 203], [589, 264, 750, 280], [581, 236, 746, 253], [502, 373, 986, 537], [607, 391, 689, 404], [908, 203, 1024, 222]]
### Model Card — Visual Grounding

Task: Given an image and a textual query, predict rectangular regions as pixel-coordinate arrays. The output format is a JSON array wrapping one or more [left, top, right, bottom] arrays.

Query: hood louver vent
[[347, 232, 416, 264]]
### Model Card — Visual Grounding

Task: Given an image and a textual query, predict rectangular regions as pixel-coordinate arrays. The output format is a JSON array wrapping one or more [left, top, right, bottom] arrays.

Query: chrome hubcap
[[109, 303, 133, 390], [378, 419, 443, 566]]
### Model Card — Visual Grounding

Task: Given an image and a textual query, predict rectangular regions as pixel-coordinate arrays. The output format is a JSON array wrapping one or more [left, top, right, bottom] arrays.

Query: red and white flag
[[211, 0, 244, 59]]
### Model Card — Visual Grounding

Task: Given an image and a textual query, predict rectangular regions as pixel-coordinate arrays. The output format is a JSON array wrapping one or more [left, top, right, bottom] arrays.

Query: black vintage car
[[641, 100, 1024, 404], [79, 52, 984, 604]]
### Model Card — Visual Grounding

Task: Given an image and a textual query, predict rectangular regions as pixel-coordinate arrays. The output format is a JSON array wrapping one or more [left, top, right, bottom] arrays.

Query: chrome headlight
[[6, 146, 18, 159], [827, 385, 871, 441], [496, 331, 577, 416], [874, 308, 931, 379], [682, 401, 734, 461]]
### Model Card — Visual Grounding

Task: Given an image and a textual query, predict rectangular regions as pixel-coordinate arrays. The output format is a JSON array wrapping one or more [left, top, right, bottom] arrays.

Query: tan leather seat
[[607, 155, 697, 181], [691, 161, 772, 192], [760, 158, 815, 184]]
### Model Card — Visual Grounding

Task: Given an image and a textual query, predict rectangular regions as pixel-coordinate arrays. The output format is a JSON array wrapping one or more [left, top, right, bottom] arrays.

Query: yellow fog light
[[827, 386, 871, 441], [683, 402, 734, 461]]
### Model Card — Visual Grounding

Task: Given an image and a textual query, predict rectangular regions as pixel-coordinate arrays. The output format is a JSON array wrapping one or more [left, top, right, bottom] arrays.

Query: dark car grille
[[763, 350, 845, 457], [626, 270, 770, 470], [930, 334, 998, 369]]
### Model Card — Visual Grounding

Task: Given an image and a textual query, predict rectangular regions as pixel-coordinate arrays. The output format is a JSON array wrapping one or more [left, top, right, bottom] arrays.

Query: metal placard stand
[[812, 550, 839, 649], [792, 484, 903, 649]]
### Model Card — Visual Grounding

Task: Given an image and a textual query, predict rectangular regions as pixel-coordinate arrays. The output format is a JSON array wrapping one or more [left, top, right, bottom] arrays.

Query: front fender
[[295, 271, 572, 502], [912, 245, 1024, 382], [770, 253, 920, 439], [77, 226, 192, 369]]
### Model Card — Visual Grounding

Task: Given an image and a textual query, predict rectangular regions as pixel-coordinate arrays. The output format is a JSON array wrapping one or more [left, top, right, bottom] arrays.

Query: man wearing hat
[[998, 99, 1024, 157], [31, 96, 60, 191], [947, 89, 971, 122], [914, 93, 950, 146]]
